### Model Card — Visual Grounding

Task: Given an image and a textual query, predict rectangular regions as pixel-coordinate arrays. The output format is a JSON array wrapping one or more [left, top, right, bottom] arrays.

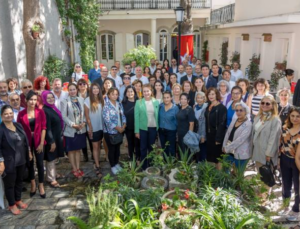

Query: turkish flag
[[178, 34, 194, 64]]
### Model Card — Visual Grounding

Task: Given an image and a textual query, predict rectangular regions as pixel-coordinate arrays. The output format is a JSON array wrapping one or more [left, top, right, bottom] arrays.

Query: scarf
[[195, 104, 203, 111], [41, 91, 64, 129]]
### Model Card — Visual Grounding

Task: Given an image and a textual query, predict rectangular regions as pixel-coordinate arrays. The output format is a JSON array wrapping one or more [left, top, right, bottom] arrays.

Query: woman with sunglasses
[[76, 78, 93, 162], [71, 63, 85, 84], [17, 90, 46, 198], [222, 103, 252, 172], [252, 95, 281, 178], [280, 107, 300, 219], [122, 85, 140, 160], [0, 105, 31, 215], [119, 74, 132, 102], [277, 88, 292, 126]]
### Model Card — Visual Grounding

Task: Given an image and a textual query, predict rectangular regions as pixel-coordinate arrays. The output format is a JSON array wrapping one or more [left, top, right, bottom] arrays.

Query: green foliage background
[[43, 54, 68, 83], [122, 45, 156, 69], [55, 0, 101, 73]]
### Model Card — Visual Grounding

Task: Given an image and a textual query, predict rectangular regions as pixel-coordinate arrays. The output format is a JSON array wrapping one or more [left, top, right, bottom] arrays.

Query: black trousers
[[125, 128, 140, 160], [104, 133, 121, 167], [3, 164, 26, 206], [281, 153, 300, 212], [28, 146, 44, 183]]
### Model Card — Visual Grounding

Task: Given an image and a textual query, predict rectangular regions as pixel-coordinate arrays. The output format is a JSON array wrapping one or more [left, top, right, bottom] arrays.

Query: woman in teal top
[[135, 84, 159, 170]]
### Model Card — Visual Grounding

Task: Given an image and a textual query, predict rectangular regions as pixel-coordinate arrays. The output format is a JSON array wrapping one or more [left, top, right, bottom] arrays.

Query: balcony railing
[[99, 0, 211, 10], [210, 3, 235, 25]]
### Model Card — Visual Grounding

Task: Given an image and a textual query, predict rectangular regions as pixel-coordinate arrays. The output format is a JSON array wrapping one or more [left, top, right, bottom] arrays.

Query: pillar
[[151, 18, 157, 51]]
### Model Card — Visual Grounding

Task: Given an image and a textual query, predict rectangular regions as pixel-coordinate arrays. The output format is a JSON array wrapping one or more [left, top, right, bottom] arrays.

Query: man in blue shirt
[[88, 60, 101, 82]]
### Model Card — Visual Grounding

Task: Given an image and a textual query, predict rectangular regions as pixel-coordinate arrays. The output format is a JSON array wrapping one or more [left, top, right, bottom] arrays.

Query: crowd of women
[[0, 60, 300, 218]]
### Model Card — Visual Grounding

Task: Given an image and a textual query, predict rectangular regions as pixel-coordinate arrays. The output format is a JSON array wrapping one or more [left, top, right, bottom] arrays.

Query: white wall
[[212, 0, 235, 10], [0, 0, 69, 80], [204, 23, 300, 80], [235, 0, 300, 21]]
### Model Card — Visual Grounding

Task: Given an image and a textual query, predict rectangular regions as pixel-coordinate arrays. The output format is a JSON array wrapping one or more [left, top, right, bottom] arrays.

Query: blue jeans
[[140, 128, 157, 170], [226, 154, 248, 172], [159, 128, 177, 157]]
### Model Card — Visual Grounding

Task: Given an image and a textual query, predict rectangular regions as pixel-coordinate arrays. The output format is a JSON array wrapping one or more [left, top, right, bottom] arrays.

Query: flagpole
[[178, 21, 181, 65]]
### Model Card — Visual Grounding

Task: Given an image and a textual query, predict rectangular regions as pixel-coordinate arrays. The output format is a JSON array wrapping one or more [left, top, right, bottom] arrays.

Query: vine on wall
[[201, 40, 208, 63], [219, 41, 228, 67], [55, 0, 101, 73], [247, 54, 261, 82]]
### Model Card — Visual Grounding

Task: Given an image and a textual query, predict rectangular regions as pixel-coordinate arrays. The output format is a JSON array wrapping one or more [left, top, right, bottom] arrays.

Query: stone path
[[0, 145, 299, 229]]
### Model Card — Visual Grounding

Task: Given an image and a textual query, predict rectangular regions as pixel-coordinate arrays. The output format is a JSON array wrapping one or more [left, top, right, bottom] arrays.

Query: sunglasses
[[23, 85, 32, 89], [10, 98, 20, 102], [79, 83, 87, 86], [76, 66, 81, 68], [111, 68, 117, 71], [125, 67, 131, 69], [235, 109, 244, 113], [261, 102, 271, 106], [124, 77, 130, 80]]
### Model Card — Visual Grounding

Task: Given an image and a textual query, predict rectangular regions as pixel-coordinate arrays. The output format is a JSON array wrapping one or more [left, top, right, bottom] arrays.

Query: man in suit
[[180, 65, 197, 85], [209, 59, 223, 75], [210, 64, 222, 83], [201, 64, 217, 89], [94, 66, 116, 89], [168, 58, 178, 74]]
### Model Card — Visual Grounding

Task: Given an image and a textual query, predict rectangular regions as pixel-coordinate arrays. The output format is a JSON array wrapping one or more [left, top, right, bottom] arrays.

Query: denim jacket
[[194, 103, 207, 140], [103, 100, 126, 134]]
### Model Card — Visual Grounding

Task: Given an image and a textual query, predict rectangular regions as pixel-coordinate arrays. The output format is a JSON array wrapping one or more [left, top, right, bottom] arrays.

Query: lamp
[[174, 6, 184, 64]]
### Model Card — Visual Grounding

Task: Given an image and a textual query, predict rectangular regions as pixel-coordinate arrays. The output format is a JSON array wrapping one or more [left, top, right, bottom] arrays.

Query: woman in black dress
[[42, 91, 64, 187], [176, 93, 196, 154], [122, 85, 140, 160], [205, 87, 227, 170]]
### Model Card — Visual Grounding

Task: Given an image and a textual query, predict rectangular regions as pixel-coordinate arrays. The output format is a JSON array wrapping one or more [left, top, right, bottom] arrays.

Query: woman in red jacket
[[17, 90, 47, 198]]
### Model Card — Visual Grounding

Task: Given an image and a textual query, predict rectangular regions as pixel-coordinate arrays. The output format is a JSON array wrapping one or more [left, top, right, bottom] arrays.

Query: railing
[[210, 3, 235, 25], [99, 0, 211, 10]]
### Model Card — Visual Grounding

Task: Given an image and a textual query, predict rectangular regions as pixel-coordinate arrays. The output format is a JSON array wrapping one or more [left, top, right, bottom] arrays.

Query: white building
[[97, 0, 211, 68], [203, 0, 300, 79]]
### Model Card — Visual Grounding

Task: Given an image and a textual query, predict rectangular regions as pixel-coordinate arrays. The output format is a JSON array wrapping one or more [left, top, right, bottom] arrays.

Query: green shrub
[[43, 54, 68, 83], [122, 45, 156, 69]]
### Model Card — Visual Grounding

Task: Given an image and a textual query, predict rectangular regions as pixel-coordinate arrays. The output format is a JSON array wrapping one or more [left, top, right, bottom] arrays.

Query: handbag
[[105, 103, 124, 145], [259, 160, 276, 187]]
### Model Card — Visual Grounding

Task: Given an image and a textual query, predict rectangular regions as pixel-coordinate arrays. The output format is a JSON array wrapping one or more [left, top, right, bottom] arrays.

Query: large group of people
[[0, 57, 300, 218]]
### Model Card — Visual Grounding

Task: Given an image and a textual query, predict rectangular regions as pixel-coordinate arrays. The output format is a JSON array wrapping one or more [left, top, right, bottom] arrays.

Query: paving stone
[[58, 209, 82, 224], [55, 198, 77, 210], [36, 225, 60, 229], [51, 190, 71, 198], [36, 210, 60, 225], [22, 190, 54, 199], [15, 211, 41, 226], [59, 224, 77, 229], [76, 198, 89, 210], [27, 198, 59, 210], [0, 226, 15, 229], [14, 226, 35, 229]]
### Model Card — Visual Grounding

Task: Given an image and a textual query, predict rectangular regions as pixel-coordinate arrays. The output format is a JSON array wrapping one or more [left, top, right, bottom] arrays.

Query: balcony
[[99, 0, 211, 10], [210, 3, 235, 25]]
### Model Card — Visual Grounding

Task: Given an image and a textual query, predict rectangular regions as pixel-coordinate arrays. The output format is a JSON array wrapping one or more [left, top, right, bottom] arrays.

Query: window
[[193, 30, 201, 58], [252, 38, 261, 56], [159, 29, 168, 61], [135, 33, 150, 47], [101, 34, 114, 60]]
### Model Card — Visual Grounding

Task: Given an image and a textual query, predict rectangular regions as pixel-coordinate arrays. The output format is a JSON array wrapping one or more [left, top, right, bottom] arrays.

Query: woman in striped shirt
[[250, 78, 272, 120]]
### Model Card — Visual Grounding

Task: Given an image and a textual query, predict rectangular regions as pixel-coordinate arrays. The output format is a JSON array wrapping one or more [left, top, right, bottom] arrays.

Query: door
[[100, 34, 115, 68]]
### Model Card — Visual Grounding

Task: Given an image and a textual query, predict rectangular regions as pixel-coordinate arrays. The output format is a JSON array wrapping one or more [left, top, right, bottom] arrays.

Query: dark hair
[[111, 65, 117, 69], [286, 69, 294, 76], [222, 70, 231, 76], [76, 78, 89, 91], [212, 59, 218, 63], [236, 78, 250, 88], [285, 106, 300, 128], [206, 87, 221, 102], [6, 78, 19, 91], [143, 66, 150, 74], [163, 59, 170, 68], [180, 92, 190, 101], [107, 87, 119, 97], [89, 82, 104, 111], [154, 80, 164, 97], [231, 86, 243, 101], [102, 78, 114, 95], [253, 78, 269, 95], [225, 64, 231, 69], [153, 69, 164, 82], [122, 85, 138, 104], [68, 83, 77, 90], [1, 104, 13, 116], [122, 74, 131, 83], [25, 90, 38, 101], [168, 73, 177, 89], [163, 91, 172, 98], [212, 64, 219, 68], [201, 64, 210, 69]]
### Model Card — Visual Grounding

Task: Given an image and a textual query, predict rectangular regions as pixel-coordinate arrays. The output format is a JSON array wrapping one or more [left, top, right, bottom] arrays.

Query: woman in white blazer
[[223, 102, 252, 171], [252, 95, 282, 171], [61, 83, 87, 178]]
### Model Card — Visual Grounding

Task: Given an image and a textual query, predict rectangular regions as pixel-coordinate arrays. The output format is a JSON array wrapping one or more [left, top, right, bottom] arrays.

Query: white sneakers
[[111, 164, 122, 175]]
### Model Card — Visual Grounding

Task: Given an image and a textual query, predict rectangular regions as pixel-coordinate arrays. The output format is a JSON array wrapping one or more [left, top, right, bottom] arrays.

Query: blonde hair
[[172, 83, 182, 92], [257, 95, 278, 120], [142, 83, 154, 98]]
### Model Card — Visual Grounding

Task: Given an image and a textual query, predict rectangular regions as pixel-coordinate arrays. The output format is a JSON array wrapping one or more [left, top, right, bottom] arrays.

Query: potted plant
[[247, 54, 261, 82], [160, 210, 199, 229], [162, 188, 197, 211], [145, 144, 165, 177], [141, 175, 168, 190], [31, 24, 41, 39]]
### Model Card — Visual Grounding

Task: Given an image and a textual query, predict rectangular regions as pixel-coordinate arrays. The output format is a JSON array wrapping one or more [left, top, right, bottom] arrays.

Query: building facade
[[97, 0, 211, 68], [203, 0, 300, 79]]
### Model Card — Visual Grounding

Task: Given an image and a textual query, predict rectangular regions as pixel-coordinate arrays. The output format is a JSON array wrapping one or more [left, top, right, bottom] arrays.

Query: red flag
[[178, 34, 194, 64]]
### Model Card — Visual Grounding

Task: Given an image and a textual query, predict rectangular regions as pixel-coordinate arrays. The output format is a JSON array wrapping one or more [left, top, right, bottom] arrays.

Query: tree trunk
[[180, 0, 193, 34], [23, 0, 44, 82]]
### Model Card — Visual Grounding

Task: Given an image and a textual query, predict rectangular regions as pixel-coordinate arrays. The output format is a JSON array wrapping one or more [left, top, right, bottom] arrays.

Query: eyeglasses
[[125, 67, 131, 69], [261, 102, 271, 106], [232, 92, 241, 95], [235, 109, 245, 113], [10, 98, 20, 102], [76, 66, 81, 68], [23, 85, 32, 89], [124, 77, 130, 80], [78, 83, 87, 86], [111, 68, 117, 71]]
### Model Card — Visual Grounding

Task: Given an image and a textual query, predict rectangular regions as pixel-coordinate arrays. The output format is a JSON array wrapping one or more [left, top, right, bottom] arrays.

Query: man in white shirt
[[222, 70, 236, 91], [176, 65, 186, 83], [52, 78, 68, 111], [230, 62, 244, 81], [131, 60, 137, 74], [9, 93, 24, 121], [149, 58, 156, 75], [108, 66, 123, 89], [131, 66, 149, 85]]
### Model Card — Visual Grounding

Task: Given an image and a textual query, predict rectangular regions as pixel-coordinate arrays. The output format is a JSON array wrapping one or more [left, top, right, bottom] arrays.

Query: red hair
[[33, 76, 50, 90]]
